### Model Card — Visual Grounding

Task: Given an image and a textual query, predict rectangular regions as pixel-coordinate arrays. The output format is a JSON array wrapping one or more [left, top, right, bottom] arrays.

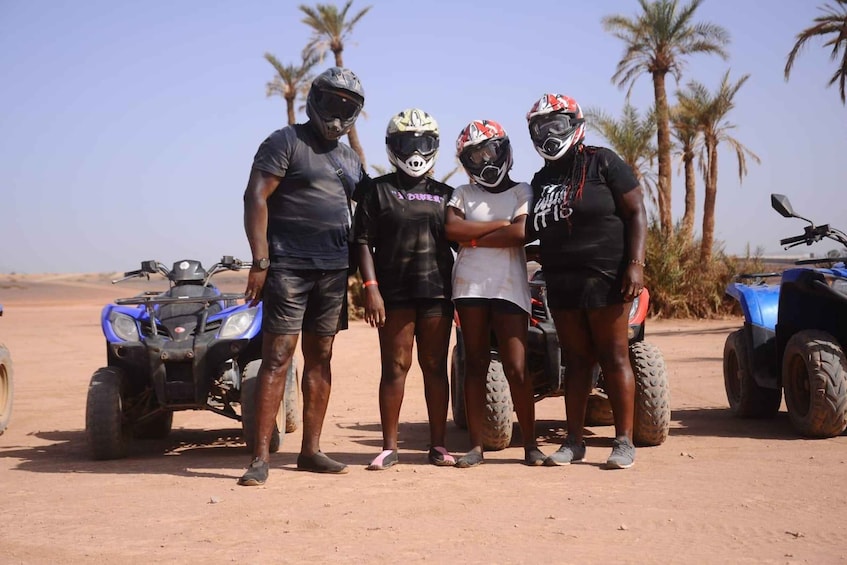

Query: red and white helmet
[[526, 94, 585, 161], [455, 119, 513, 188]]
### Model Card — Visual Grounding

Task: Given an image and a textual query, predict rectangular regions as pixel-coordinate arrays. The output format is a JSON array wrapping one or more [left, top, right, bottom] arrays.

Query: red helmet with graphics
[[526, 94, 585, 161], [456, 119, 513, 188]]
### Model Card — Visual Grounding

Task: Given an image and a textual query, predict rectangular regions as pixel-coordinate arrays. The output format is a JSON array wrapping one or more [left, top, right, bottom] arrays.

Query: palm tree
[[585, 103, 659, 212], [264, 53, 319, 125], [785, 0, 847, 104], [670, 103, 702, 242], [299, 1, 372, 166], [602, 0, 730, 236], [676, 71, 761, 263]]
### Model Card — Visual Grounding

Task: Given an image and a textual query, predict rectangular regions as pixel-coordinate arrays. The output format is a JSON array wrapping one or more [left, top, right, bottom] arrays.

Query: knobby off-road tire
[[450, 345, 467, 429], [782, 330, 847, 438], [132, 410, 173, 440], [482, 354, 514, 451], [240, 360, 283, 453], [631, 341, 671, 447], [722, 329, 781, 418], [85, 367, 131, 460], [0, 344, 13, 435], [284, 360, 301, 433]]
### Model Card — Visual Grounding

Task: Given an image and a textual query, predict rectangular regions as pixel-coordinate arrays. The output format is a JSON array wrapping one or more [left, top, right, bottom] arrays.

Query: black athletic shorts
[[384, 298, 454, 319], [544, 269, 625, 310]]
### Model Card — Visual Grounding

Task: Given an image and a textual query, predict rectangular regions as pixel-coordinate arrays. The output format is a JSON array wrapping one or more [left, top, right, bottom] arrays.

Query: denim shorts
[[262, 268, 348, 336]]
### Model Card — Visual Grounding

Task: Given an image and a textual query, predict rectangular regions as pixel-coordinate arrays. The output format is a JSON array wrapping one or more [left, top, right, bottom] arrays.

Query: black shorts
[[544, 270, 625, 310], [385, 298, 454, 319], [262, 268, 348, 336], [453, 297, 525, 316]]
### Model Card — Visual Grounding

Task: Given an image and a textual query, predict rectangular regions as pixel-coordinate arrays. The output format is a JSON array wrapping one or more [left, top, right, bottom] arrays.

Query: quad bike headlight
[[219, 308, 258, 339], [109, 312, 140, 342]]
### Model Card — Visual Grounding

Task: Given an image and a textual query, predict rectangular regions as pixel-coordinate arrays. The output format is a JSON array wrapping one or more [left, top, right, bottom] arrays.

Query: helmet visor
[[529, 113, 581, 144], [387, 132, 439, 157], [463, 138, 507, 167], [313, 89, 362, 121]]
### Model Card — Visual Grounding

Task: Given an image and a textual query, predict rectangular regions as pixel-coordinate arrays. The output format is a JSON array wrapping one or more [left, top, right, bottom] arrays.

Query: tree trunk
[[332, 47, 367, 169], [652, 71, 673, 236], [285, 95, 296, 126], [681, 146, 696, 242], [700, 138, 719, 263]]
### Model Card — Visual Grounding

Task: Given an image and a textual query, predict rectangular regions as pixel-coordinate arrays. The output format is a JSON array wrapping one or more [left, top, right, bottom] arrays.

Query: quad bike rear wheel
[[240, 360, 285, 453], [631, 341, 671, 447], [782, 330, 847, 438], [85, 366, 131, 460], [481, 354, 514, 451], [0, 344, 13, 435], [722, 329, 781, 418]]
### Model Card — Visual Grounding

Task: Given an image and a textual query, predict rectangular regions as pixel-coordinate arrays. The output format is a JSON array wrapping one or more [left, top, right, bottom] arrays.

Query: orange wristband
[[363, 280, 378, 288], [470, 240, 478, 248]]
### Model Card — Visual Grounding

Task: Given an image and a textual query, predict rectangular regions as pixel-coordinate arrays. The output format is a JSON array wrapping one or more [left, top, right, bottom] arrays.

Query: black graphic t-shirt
[[252, 123, 364, 270], [352, 174, 454, 303], [528, 146, 638, 279]]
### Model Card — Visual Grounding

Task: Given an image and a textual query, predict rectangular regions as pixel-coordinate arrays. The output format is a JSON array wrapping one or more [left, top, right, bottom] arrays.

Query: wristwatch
[[253, 257, 270, 270]]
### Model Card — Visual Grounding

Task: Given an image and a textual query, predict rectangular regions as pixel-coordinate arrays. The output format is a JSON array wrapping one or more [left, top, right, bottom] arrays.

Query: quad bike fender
[[726, 282, 780, 333]]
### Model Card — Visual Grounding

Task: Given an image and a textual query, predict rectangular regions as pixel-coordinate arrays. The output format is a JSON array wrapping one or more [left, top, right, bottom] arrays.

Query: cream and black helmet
[[385, 108, 440, 178]]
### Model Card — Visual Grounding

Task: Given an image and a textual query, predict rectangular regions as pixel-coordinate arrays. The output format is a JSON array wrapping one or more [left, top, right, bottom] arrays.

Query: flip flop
[[428, 446, 456, 467], [296, 451, 349, 474], [366, 449, 399, 470]]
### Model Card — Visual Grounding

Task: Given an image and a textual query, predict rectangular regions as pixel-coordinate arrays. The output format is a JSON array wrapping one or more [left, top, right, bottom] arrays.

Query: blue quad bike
[[85, 256, 299, 460], [450, 265, 671, 450], [724, 194, 847, 437], [0, 304, 13, 435]]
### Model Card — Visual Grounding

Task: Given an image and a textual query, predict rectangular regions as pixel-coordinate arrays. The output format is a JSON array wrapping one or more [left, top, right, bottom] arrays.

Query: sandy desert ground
[[0, 272, 845, 564]]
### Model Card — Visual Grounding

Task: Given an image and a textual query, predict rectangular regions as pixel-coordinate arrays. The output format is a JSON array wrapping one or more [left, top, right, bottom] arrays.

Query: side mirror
[[141, 260, 158, 274], [771, 194, 795, 218]]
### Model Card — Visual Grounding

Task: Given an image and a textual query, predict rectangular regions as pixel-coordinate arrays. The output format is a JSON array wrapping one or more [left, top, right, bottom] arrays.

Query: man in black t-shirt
[[238, 67, 366, 486]]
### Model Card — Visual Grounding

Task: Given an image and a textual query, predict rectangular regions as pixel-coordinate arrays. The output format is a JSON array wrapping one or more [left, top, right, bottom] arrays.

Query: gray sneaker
[[605, 436, 635, 469], [544, 436, 586, 466]]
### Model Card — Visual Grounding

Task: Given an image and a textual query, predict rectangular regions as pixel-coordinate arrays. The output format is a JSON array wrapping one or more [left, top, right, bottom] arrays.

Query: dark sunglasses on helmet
[[387, 132, 439, 157], [313, 89, 362, 121], [462, 138, 507, 167], [529, 113, 583, 142]]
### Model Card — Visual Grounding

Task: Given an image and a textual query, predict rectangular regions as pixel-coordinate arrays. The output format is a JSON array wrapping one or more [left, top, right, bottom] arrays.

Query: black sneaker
[[544, 436, 586, 466], [605, 436, 636, 469], [237, 457, 269, 486]]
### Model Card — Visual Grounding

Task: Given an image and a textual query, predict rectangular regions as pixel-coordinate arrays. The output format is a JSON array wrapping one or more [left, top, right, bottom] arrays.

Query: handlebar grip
[[780, 234, 807, 246]]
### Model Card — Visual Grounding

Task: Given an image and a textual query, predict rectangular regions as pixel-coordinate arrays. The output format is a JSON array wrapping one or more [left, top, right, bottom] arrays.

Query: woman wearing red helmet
[[526, 94, 647, 470], [446, 119, 547, 468]]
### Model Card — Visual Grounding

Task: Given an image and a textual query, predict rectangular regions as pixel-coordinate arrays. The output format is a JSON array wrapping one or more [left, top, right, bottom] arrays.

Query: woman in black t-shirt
[[526, 94, 647, 470], [353, 108, 456, 470]]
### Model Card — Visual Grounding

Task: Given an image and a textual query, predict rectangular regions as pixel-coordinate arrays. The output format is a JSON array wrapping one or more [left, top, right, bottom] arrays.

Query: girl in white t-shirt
[[445, 119, 546, 468]]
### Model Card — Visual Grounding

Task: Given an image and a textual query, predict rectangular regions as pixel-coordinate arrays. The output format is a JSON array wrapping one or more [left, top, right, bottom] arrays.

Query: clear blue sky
[[1, 0, 845, 274]]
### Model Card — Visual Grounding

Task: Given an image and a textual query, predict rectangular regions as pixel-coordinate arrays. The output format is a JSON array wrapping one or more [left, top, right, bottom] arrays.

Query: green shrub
[[645, 222, 765, 318]]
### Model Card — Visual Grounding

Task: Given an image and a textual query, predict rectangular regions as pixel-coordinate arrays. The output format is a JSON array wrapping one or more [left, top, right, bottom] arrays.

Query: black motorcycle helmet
[[306, 67, 365, 141]]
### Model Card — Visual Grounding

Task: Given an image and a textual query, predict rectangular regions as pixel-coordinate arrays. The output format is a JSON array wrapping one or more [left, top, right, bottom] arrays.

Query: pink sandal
[[428, 446, 456, 466], [366, 449, 398, 470]]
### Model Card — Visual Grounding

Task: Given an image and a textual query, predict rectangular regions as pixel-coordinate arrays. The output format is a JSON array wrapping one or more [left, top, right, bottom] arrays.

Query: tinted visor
[[463, 138, 507, 167], [313, 89, 362, 121], [529, 113, 581, 143], [387, 132, 439, 157]]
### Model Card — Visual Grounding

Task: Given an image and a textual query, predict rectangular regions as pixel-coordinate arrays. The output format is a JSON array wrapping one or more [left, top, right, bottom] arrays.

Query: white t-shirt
[[447, 181, 532, 313]]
